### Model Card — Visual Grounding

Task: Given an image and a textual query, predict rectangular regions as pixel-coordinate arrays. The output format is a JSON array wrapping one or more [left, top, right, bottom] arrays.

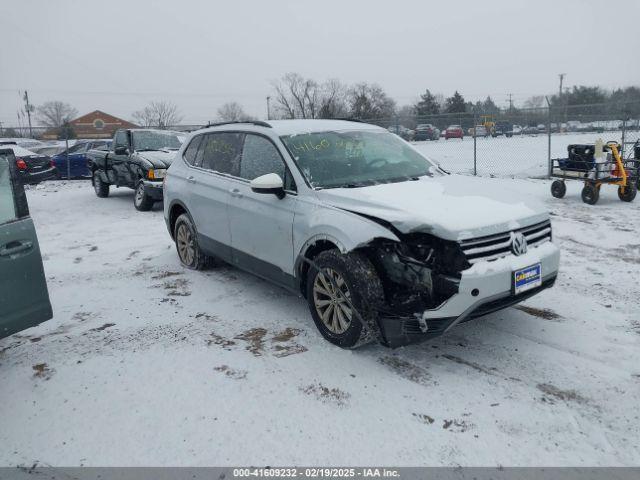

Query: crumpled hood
[[315, 174, 548, 241], [136, 150, 177, 168]]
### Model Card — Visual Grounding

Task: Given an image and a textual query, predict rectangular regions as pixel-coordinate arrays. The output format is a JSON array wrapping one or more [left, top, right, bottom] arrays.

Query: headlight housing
[[148, 168, 167, 180]]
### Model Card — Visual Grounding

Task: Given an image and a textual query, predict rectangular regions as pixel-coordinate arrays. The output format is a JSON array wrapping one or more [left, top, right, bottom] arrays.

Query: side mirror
[[114, 146, 128, 155], [250, 173, 285, 199]]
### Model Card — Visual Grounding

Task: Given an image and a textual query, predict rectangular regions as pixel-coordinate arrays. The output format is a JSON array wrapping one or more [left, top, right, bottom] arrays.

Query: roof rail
[[201, 120, 272, 129], [332, 117, 365, 123]]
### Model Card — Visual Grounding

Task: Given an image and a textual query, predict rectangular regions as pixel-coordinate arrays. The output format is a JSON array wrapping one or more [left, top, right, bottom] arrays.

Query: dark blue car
[[52, 140, 111, 179]]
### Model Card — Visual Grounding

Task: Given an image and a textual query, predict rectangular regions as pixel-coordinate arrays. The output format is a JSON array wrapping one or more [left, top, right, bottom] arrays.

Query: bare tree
[[348, 83, 396, 120], [132, 101, 182, 128], [272, 73, 350, 119], [216, 102, 253, 122], [523, 95, 545, 109], [36, 101, 78, 128], [272, 73, 320, 119]]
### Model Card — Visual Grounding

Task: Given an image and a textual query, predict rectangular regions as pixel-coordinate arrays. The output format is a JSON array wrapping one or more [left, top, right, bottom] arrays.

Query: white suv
[[163, 119, 560, 348]]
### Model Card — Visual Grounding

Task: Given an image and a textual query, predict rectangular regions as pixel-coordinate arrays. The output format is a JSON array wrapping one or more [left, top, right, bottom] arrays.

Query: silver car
[[163, 119, 560, 348]]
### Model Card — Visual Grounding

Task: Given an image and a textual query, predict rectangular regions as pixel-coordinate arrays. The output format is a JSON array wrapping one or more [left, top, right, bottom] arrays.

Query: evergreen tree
[[445, 91, 466, 114], [414, 89, 440, 116]]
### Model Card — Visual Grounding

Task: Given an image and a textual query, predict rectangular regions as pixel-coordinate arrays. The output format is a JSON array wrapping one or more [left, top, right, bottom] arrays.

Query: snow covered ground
[[412, 130, 636, 177], [1, 178, 639, 467]]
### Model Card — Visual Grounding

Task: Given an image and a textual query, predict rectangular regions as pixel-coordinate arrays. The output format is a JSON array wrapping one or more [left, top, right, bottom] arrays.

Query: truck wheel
[[306, 249, 383, 349], [174, 213, 211, 270], [581, 184, 599, 205], [551, 180, 566, 198], [134, 181, 154, 211], [618, 184, 637, 202], [92, 172, 109, 198]]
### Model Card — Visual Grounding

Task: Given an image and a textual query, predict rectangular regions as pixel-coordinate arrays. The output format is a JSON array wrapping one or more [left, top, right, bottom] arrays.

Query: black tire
[[581, 184, 599, 205], [551, 180, 566, 199], [305, 249, 383, 349], [133, 181, 154, 211], [173, 213, 211, 270], [92, 171, 109, 198], [618, 184, 637, 202]]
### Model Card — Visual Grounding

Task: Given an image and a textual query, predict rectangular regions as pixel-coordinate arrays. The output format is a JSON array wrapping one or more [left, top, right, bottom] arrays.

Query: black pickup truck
[[87, 128, 184, 210]]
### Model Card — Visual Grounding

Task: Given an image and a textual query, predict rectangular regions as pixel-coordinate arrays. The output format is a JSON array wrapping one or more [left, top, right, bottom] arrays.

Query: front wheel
[[92, 172, 109, 198], [618, 184, 637, 202], [306, 250, 383, 349], [133, 181, 154, 211]]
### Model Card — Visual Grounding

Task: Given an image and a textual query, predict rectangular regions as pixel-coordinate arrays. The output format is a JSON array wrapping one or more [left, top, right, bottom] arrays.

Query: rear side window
[[199, 132, 244, 175], [0, 156, 16, 224], [183, 135, 203, 166]]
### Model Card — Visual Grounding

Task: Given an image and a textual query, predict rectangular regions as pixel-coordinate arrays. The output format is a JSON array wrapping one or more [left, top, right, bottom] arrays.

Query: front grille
[[459, 220, 552, 264]]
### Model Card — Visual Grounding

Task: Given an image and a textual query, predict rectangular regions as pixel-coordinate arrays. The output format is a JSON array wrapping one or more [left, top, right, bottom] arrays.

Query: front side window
[[132, 131, 182, 151], [280, 130, 437, 189], [240, 134, 285, 181], [68, 142, 89, 154], [0, 156, 16, 224], [199, 132, 244, 175]]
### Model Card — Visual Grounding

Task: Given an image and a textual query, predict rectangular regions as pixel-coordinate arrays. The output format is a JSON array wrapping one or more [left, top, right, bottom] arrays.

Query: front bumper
[[142, 180, 164, 200], [378, 241, 560, 347]]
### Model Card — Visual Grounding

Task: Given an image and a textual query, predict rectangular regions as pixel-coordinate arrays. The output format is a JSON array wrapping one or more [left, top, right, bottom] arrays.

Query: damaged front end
[[363, 233, 470, 347]]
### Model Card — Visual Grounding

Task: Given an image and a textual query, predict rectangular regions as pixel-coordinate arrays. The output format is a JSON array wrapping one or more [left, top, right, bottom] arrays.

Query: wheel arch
[[167, 200, 193, 240]]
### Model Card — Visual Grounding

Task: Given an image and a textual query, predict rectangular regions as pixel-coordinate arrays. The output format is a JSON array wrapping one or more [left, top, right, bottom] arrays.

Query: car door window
[[114, 131, 127, 150], [0, 157, 16, 224], [183, 135, 203, 166], [240, 134, 296, 191], [68, 143, 88, 154], [199, 132, 244, 175]]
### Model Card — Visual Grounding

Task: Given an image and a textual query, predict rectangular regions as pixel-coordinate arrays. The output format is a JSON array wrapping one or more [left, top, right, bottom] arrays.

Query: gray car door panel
[[227, 134, 297, 287], [0, 149, 53, 338]]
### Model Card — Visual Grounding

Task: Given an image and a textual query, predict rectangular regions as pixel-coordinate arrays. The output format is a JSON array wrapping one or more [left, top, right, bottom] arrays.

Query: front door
[[111, 130, 133, 186], [0, 149, 53, 339], [227, 134, 297, 289]]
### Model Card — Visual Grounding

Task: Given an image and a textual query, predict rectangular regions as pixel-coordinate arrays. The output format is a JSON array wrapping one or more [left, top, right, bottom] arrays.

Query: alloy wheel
[[135, 183, 145, 206], [313, 268, 353, 334], [176, 224, 195, 265]]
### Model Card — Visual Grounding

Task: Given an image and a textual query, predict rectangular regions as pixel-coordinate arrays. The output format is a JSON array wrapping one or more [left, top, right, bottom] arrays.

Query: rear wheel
[[133, 181, 154, 211], [618, 184, 637, 202], [174, 213, 211, 270], [551, 180, 566, 198], [581, 183, 599, 205], [92, 172, 109, 198], [306, 250, 383, 349]]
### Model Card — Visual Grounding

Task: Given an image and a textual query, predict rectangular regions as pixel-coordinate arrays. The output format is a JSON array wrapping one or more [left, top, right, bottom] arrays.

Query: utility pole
[[558, 73, 566, 98], [23, 90, 34, 138], [507, 93, 513, 111], [266, 96, 271, 120]]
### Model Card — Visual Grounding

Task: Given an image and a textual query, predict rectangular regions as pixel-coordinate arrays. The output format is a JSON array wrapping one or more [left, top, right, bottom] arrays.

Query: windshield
[[281, 130, 437, 189], [132, 131, 182, 151]]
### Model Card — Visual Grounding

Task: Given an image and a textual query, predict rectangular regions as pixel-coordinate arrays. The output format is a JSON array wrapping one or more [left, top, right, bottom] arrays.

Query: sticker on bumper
[[514, 264, 542, 295]]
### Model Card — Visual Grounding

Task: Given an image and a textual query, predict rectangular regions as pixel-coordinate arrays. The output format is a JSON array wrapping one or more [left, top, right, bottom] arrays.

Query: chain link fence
[[2, 102, 639, 179], [361, 101, 640, 178]]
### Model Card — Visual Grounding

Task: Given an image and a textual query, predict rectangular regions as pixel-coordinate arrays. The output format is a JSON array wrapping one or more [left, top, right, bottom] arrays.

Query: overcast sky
[[1, 0, 638, 126]]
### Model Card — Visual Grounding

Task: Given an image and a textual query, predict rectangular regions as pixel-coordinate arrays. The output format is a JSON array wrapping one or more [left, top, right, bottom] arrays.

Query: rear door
[[186, 132, 244, 261], [0, 149, 53, 339]]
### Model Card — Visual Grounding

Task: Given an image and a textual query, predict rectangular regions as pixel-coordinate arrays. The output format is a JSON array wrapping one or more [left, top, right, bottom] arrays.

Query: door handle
[[0, 240, 33, 257], [230, 188, 243, 198], [186, 175, 196, 184]]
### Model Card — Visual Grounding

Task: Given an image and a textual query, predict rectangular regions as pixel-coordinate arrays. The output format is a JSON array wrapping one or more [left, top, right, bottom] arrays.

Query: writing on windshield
[[281, 130, 436, 188]]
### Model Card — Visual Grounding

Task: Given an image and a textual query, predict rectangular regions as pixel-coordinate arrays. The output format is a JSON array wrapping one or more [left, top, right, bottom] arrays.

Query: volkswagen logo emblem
[[511, 232, 528, 256]]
